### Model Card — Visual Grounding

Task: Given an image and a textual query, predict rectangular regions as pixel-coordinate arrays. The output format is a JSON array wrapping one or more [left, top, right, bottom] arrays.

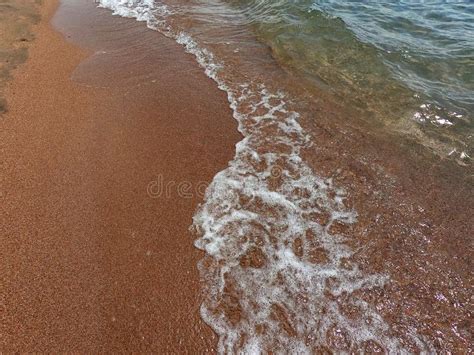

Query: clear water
[[96, 0, 472, 352], [226, 0, 474, 161], [312, 1, 473, 113]]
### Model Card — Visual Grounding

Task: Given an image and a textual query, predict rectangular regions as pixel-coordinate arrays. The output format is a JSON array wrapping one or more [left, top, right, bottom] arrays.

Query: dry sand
[[0, 0, 40, 112], [0, 0, 240, 351]]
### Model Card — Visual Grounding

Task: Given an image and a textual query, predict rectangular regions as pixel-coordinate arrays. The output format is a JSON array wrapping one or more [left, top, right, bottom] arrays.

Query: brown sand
[[0, 0, 40, 112], [2, 0, 472, 352], [0, 0, 240, 351]]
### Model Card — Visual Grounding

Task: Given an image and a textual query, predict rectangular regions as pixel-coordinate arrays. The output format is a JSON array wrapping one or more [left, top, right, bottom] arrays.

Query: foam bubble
[[192, 85, 411, 352]]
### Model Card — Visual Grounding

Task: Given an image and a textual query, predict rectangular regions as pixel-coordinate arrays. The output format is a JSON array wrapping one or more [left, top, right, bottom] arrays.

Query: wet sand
[[299, 107, 473, 351], [0, 0, 240, 351]]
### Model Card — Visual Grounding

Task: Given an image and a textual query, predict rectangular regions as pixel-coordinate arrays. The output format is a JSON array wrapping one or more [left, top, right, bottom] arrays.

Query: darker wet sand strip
[[0, 0, 240, 351]]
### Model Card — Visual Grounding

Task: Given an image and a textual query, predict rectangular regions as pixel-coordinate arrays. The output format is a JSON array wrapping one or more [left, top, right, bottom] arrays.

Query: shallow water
[[153, 0, 474, 162], [234, 0, 474, 160], [95, 0, 473, 352]]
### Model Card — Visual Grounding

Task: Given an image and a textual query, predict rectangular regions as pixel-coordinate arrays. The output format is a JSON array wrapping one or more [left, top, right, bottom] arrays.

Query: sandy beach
[[1, 0, 240, 351], [1, 0, 472, 352]]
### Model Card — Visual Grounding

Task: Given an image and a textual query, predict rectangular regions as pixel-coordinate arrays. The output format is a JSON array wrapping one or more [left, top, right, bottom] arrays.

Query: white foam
[[96, 0, 433, 351]]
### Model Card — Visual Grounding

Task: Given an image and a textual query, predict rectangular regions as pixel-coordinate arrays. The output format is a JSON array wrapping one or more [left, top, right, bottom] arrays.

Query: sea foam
[[96, 0, 432, 352]]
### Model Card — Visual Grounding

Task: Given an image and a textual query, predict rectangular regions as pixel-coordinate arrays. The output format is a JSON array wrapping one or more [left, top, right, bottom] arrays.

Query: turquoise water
[[225, 0, 473, 160], [110, 0, 473, 160], [312, 1, 473, 112]]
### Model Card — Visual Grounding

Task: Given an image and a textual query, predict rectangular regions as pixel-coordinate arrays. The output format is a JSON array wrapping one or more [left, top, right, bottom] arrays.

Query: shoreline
[[1, 0, 472, 352], [1, 0, 240, 351], [88, 1, 472, 351]]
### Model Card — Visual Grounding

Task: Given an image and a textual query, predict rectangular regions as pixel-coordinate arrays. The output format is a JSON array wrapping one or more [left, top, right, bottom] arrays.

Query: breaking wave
[[96, 0, 433, 352]]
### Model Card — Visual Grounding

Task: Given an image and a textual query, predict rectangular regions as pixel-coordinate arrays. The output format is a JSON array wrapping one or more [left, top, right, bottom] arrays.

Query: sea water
[[95, 0, 472, 352]]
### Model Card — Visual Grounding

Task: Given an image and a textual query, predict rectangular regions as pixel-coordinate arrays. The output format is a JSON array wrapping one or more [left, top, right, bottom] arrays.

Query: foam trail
[[96, 0, 433, 352]]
